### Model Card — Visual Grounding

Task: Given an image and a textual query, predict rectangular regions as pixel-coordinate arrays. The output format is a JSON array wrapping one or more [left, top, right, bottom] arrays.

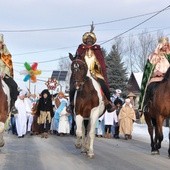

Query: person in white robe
[[25, 93, 33, 133], [57, 99, 70, 135], [15, 91, 27, 138]]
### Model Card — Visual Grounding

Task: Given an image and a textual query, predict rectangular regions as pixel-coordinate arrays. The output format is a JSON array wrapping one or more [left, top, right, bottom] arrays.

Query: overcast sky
[[1, 0, 170, 93]]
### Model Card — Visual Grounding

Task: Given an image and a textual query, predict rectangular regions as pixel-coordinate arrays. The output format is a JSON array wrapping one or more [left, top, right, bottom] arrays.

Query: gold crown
[[82, 32, 97, 45], [158, 37, 169, 44]]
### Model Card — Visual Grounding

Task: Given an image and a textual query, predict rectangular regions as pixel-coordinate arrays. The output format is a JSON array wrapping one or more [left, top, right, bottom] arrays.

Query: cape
[[139, 54, 170, 110], [1, 53, 13, 77], [75, 44, 108, 85]]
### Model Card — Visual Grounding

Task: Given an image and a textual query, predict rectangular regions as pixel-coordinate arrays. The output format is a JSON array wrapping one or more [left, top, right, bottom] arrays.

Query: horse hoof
[[151, 150, 159, 155], [75, 144, 81, 149], [0, 143, 5, 147], [87, 154, 94, 159]]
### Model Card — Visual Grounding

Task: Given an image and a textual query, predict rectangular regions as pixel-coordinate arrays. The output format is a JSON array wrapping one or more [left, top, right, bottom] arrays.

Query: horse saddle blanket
[[2, 80, 10, 112]]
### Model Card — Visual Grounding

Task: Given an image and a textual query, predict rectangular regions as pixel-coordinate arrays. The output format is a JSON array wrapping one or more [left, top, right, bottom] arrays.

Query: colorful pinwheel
[[20, 62, 42, 83]]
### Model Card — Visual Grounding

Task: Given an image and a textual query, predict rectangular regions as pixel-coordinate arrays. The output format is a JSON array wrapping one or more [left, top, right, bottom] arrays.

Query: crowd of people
[[9, 90, 73, 139], [96, 90, 136, 140], [1, 24, 169, 143], [8, 88, 137, 141]]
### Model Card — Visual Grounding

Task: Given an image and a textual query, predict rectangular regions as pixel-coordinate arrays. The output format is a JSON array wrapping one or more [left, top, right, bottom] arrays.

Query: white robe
[[15, 98, 27, 137], [100, 110, 118, 126], [24, 98, 33, 132], [58, 107, 70, 134]]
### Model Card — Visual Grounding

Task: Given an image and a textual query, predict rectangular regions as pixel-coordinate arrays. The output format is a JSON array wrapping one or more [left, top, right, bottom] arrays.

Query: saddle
[[2, 80, 10, 113]]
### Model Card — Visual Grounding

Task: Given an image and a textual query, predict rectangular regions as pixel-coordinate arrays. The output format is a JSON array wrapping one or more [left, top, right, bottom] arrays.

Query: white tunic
[[100, 110, 118, 126], [24, 97, 33, 132], [58, 107, 70, 134], [15, 98, 27, 137]]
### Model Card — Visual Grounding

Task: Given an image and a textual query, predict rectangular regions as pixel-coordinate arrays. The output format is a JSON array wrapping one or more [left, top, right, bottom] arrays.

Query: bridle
[[71, 59, 88, 89]]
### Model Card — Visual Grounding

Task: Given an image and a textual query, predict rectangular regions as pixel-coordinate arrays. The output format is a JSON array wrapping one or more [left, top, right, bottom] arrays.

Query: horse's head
[[70, 54, 88, 90]]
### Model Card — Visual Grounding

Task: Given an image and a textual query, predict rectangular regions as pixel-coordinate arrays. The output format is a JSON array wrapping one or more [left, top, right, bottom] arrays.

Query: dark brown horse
[[69, 54, 105, 158], [144, 67, 170, 158], [0, 78, 9, 147]]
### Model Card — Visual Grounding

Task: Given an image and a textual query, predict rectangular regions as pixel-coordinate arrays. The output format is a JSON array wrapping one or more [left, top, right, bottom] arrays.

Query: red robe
[[75, 44, 108, 86]]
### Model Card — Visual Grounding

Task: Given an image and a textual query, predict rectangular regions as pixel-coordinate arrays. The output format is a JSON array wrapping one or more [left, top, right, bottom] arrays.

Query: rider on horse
[[68, 25, 114, 113], [139, 37, 170, 112], [0, 34, 18, 109]]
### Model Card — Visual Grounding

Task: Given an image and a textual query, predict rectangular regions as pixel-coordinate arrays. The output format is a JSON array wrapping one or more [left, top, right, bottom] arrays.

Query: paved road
[[0, 133, 169, 170]]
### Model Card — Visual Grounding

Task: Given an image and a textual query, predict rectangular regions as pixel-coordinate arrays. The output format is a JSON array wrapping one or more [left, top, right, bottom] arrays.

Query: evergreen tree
[[105, 44, 128, 97]]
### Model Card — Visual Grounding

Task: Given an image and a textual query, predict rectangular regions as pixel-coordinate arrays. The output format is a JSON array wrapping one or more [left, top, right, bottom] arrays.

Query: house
[[127, 72, 143, 112]]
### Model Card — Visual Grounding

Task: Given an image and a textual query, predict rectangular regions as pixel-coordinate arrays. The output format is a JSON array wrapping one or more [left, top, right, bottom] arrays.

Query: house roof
[[133, 72, 143, 89]]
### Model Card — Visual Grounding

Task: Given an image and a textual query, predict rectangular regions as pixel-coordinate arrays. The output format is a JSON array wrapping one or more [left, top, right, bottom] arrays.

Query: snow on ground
[[132, 123, 169, 145]]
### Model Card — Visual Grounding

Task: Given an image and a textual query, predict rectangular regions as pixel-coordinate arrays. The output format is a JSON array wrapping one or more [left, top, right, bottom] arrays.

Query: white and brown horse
[[0, 78, 9, 147], [69, 53, 105, 158]]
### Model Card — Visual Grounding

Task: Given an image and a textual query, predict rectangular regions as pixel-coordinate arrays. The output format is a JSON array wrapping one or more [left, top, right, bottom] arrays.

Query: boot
[[66, 104, 74, 114], [44, 132, 48, 138], [10, 99, 15, 111], [108, 133, 111, 139], [41, 133, 45, 138], [125, 134, 128, 140]]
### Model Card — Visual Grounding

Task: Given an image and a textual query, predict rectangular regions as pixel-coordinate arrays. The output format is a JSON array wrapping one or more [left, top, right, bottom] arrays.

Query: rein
[[72, 59, 88, 86]]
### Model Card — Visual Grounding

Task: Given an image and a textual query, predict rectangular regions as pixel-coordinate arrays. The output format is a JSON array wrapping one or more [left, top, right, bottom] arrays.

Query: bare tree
[[125, 30, 158, 72]]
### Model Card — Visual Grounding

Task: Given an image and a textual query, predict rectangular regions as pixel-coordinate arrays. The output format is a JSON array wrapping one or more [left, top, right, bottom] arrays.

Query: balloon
[[20, 70, 29, 75], [31, 62, 38, 71], [31, 75, 37, 83], [24, 62, 31, 71], [23, 74, 31, 82]]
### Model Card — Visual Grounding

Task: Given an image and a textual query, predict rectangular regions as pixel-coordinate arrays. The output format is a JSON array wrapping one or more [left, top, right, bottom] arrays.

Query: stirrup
[[66, 105, 74, 113], [143, 105, 149, 113]]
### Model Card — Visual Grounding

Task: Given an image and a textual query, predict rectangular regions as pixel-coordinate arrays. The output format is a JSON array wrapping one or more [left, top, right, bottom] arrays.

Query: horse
[[0, 78, 9, 147], [69, 53, 105, 158], [144, 67, 170, 158]]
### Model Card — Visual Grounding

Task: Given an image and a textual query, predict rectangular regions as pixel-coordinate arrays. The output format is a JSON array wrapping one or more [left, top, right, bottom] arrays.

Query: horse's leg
[[155, 116, 164, 152], [81, 120, 89, 154], [0, 122, 5, 147], [75, 115, 83, 149], [168, 127, 170, 158], [81, 121, 86, 153], [87, 109, 99, 158], [144, 114, 155, 154]]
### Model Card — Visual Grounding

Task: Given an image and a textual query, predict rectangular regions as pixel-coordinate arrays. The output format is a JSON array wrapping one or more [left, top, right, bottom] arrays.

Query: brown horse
[[69, 54, 105, 158], [144, 67, 170, 158], [0, 78, 9, 147]]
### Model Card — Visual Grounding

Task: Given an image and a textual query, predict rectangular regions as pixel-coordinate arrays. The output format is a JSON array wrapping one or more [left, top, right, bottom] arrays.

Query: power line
[[13, 45, 77, 56], [1, 8, 170, 33], [14, 56, 68, 64], [13, 26, 170, 65], [100, 4, 170, 45]]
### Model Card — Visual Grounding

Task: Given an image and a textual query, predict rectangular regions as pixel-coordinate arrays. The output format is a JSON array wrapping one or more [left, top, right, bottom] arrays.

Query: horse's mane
[[162, 67, 170, 83]]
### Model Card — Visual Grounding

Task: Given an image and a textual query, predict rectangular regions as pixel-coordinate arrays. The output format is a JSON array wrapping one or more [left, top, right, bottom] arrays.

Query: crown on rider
[[82, 22, 97, 45], [158, 37, 169, 45]]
